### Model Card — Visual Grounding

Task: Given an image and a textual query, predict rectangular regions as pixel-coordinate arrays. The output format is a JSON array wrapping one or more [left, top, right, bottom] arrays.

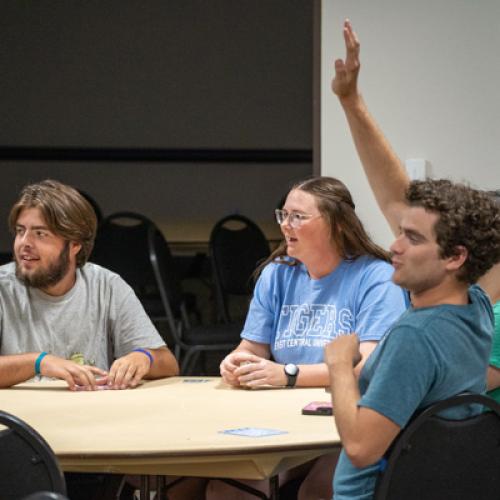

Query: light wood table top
[[0, 377, 340, 479]]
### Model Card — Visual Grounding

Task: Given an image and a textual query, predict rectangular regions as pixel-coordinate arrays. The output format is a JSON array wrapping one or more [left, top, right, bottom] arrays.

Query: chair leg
[[139, 475, 151, 500], [180, 352, 192, 375], [188, 351, 203, 375], [181, 351, 201, 375], [174, 344, 182, 360], [156, 475, 166, 500], [217, 477, 276, 499], [269, 476, 279, 500]]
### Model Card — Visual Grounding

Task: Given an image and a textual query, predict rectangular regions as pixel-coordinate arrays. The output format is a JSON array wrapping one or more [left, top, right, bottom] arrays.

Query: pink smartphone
[[302, 401, 333, 416]]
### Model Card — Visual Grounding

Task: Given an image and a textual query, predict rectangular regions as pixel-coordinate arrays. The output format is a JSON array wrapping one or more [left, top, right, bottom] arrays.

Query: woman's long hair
[[256, 176, 390, 277]]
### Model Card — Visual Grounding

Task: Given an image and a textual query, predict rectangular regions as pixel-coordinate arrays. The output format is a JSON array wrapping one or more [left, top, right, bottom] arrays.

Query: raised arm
[[332, 20, 409, 236]]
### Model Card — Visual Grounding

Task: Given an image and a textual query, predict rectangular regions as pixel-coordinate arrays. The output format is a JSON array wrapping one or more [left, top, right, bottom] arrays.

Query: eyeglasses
[[275, 209, 320, 229]]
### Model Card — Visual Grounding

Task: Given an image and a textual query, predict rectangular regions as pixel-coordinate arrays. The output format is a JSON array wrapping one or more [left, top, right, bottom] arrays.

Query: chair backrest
[[22, 493, 69, 500], [91, 211, 187, 353], [374, 393, 500, 500], [91, 212, 160, 309], [77, 189, 103, 224], [209, 214, 270, 322], [147, 222, 187, 332], [0, 410, 66, 499]]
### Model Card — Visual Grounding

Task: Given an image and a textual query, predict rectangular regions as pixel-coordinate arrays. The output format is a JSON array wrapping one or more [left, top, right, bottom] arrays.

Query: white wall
[[321, 0, 500, 248]]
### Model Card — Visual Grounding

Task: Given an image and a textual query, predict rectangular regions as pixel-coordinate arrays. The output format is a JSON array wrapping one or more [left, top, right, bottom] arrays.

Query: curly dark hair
[[406, 179, 500, 284]]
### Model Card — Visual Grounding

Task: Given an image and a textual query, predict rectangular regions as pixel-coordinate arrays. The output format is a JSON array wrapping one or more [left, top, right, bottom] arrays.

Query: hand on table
[[220, 351, 242, 386], [222, 351, 286, 388], [39, 354, 108, 391], [107, 351, 152, 389], [220, 351, 269, 387]]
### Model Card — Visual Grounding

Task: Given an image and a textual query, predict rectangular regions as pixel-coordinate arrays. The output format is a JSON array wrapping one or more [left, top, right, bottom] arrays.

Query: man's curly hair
[[406, 179, 500, 284]]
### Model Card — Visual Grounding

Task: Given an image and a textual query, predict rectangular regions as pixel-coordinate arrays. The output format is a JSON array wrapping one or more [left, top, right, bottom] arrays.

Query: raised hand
[[331, 20, 361, 99]]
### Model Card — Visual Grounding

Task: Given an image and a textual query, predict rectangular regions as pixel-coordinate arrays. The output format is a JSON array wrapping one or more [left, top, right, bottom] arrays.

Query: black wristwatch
[[284, 363, 299, 387]]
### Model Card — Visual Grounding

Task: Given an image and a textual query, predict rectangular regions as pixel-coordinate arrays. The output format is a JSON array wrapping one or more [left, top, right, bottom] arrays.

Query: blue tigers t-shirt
[[241, 255, 408, 365]]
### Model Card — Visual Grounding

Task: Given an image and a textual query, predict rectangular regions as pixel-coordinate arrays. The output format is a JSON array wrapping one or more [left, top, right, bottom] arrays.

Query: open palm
[[331, 20, 361, 98]]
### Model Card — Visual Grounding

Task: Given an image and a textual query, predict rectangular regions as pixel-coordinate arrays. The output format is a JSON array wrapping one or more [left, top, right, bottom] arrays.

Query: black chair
[[210, 214, 270, 323], [92, 212, 202, 329], [374, 393, 500, 500], [77, 189, 104, 225], [0, 250, 13, 265], [91, 212, 165, 318], [91, 211, 239, 373], [22, 494, 69, 500], [0, 410, 66, 499], [148, 224, 241, 374]]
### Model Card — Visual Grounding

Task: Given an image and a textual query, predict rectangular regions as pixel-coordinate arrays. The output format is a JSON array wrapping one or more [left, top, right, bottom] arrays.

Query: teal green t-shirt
[[487, 302, 500, 403], [333, 285, 493, 500]]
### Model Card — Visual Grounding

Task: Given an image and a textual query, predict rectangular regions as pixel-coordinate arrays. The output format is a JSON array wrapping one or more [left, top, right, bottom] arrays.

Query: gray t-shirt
[[0, 262, 166, 370]]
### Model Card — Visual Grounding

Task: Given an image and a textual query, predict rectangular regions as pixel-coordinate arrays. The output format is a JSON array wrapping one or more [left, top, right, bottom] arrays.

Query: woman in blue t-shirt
[[207, 177, 408, 500]]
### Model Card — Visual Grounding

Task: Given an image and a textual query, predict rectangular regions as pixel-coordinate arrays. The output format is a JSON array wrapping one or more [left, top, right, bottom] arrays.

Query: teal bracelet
[[35, 351, 48, 375], [133, 348, 153, 366]]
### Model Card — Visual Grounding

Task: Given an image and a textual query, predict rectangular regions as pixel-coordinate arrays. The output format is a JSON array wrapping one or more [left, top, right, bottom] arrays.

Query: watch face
[[285, 363, 298, 376]]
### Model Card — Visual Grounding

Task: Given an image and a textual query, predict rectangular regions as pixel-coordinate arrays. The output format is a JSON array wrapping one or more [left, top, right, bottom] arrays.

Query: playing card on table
[[219, 427, 288, 437]]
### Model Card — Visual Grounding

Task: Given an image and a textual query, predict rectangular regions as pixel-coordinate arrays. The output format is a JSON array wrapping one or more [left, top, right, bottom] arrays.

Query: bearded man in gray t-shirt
[[0, 179, 179, 390]]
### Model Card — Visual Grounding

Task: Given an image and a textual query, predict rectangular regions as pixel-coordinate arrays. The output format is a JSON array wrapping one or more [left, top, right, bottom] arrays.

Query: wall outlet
[[405, 158, 430, 180]]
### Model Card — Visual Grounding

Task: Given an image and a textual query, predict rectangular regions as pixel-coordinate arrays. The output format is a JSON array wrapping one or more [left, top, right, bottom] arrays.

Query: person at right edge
[[486, 191, 500, 403], [326, 20, 500, 499]]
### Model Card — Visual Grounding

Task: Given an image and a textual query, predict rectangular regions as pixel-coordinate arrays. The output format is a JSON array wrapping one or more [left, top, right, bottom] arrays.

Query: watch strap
[[284, 364, 299, 387]]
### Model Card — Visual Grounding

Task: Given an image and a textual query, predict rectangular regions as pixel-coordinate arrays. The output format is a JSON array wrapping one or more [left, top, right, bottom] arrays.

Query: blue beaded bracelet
[[35, 351, 48, 375], [133, 348, 154, 366]]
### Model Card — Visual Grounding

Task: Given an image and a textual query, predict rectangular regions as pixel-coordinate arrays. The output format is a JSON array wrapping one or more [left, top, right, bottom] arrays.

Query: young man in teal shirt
[[326, 20, 500, 499], [488, 302, 500, 402]]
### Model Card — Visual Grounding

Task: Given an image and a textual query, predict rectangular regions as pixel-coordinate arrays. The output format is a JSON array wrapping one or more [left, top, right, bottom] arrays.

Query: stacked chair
[[209, 214, 270, 325], [92, 212, 240, 374]]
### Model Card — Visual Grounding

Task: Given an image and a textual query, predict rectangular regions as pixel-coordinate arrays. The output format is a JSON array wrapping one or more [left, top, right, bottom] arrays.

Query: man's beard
[[16, 242, 71, 289]]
